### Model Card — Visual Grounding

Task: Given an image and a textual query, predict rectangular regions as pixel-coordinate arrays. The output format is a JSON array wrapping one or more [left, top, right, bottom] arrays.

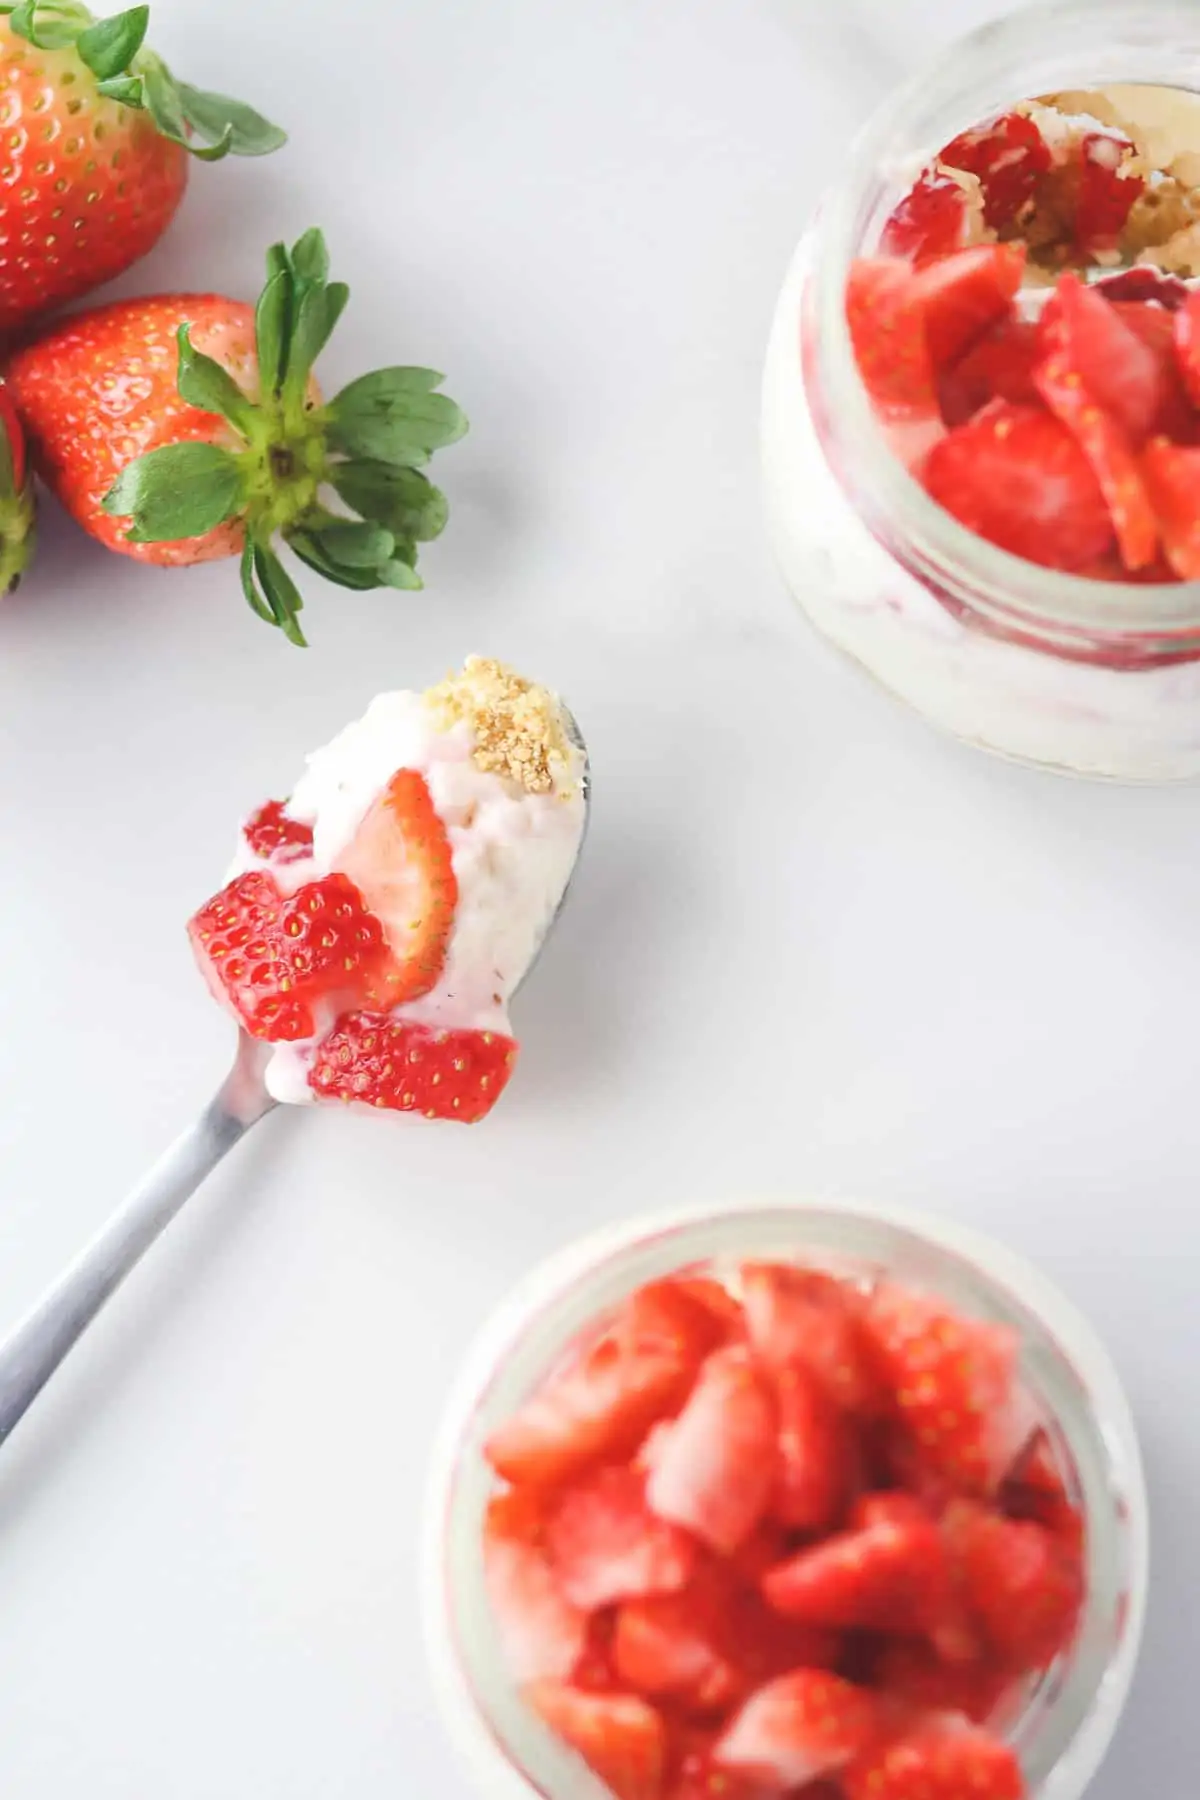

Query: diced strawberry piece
[[945, 1500, 1083, 1672], [772, 1365, 853, 1532], [873, 1639, 1014, 1725], [1140, 438, 1200, 579], [646, 1348, 778, 1555], [546, 1466, 697, 1610], [1174, 289, 1200, 410], [761, 1513, 947, 1634], [729, 1520, 797, 1587], [337, 767, 458, 1005], [724, 1586, 843, 1690], [308, 1012, 518, 1121], [525, 1682, 667, 1800], [483, 1489, 587, 1683], [1038, 273, 1168, 444], [664, 1736, 772, 1800], [909, 243, 1026, 367], [1109, 303, 1197, 443], [188, 870, 389, 1042], [846, 259, 938, 417], [923, 401, 1114, 574], [941, 111, 1050, 230], [881, 171, 969, 262], [614, 1570, 745, 1716], [714, 1670, 883, 1789], [242, 799, 314, 863], [938, 318, 1041, 426], [844, 1723, 1025, 1800], [999, 1429, 1084, 1552], [573, 1611, 621, 1692], [485, 1282, 723, 1490], [1095, 267, 1191, 311], [1075, 131, 1145, 254], [863, 1286, 1020, 1497], [1034, 355, 1158, 571], [740, 1264, 881, 1415], [672, 1276, 746, 1340]]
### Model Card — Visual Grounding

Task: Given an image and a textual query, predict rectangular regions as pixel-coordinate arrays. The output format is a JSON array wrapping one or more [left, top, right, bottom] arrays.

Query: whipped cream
[[227, 673, 586, 1104]]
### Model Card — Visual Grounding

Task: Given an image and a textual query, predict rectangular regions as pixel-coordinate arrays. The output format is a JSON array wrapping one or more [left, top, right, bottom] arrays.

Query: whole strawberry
[[0, 1, 285, 335], [6, 229, 467, 643], [0, 380, 34, 590]]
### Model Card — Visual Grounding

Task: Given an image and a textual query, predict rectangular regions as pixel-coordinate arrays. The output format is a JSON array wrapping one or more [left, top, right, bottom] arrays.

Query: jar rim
[[811, 0, 1200, 640]]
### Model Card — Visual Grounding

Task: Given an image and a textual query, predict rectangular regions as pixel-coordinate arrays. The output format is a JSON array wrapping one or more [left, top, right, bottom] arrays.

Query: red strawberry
[[6, 230, 466, 645], [1075, 131, 1145, 254], [546, 1466, 697, 1611], [485, 1282, 723, 1490], [923, 401, 1114, 573], [483, 1490, 587, 1684], [242, 800, 314, 864], [0, 380, 34, 593], [946, 1501, 1083, 1672], [845, 1724, 1024, 1800], [188, 871, 388, 1042], [1000, 1429, 1084, 1552], [771, 1365, 852, 1533], [307, 1012, 517, 1122], [908, 244, 1026, 368], [761, 1512, 946, 1635], [846, 259, 938, 417], [1034, 356, 1158, 571], [941, 111, 1050, 230], [863, 1286, 1019, 1496], [525, 1682, 666, 1800], [1140, 438, 1200, 579], [0, 5, 283, 336], [881, 171, 969, 262], [337, 769, 458, 1005], [938, 318, 1041, 426], [740, 1265, 881, 1415], [714, 1670, 882, 1789], [1038, 274, 1169, 444], [646, 1348, 778, 1555], [873, 1639, 1013, 1725], [614, 1570, 745, 1716], [1174, 289, 1200, 409]]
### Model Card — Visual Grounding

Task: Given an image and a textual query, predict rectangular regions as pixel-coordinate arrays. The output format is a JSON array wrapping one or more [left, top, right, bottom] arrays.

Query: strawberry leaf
[[174, 81, 288, 158], [253, 542, 307, 646], [327, 370, 467, 464], [377, 555, 423, 591], [8, 1, 80, 50], [239, 538, 275, 623], [312, 520, 395, 568], [330, 460, 448, 539], [287, 528, 383, 591], [290, 228, 330, 287], [255, 248, 293, 399], [287, 282, 349, 400], [102, 442, 243, 541], [95, 73, 143, 105], [75, 4, 148, 81], [176, 324, 256, 435]]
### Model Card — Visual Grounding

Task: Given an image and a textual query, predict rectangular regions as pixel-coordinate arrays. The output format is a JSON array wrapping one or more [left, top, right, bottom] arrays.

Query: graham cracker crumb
[[425, 657, 576, 796]]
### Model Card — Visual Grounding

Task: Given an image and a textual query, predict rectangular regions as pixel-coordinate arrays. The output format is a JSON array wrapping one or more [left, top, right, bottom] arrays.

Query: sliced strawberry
[[546, 1466, 697, 1611], [337, 767, 458, 1005], [714, 1670, 882, 1789], [873, 1639, 1014, 1725], [864, 1286, 1020, 1496], [1096, 267, 1190, 311], [771, 1364, 853, 1532], [923, 401, 1113, 573], [1140, 438, 1200, 579], [1075, 131, 1144, 254], [946, 1500, 1083, 1672], [1109, 303, 1197, 442], [1174, 289, 1200, 410], [761, 1513, 946, 1634], [613, 1569, 745, 1716], [846, 259, 938, 417], [1038, 273, 1168, 444], [483, 1489, 587, 1683], [909, 243, 1025, 367], [525, 1682, 666, 1800], [242, 799, 314, 863], [999, 1429, 1084, 1552], [672, 1276, 746, 1340], [308, 1012, 517, 1121], [844, 1723, 1025, 1800], [1034, 355, 1157, 571], [881, 171, 969, 262], [188, 870, 389, 1042], [646, 1348, 778, 1555], [740, 1264, 881, 1415], [938, 318, 1041, 426], [485, 1281, 723, 1489], [941, 111, 1050, 230]]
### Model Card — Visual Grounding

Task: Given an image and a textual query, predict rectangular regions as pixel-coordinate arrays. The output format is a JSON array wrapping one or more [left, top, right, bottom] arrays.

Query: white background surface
[[0, 0, 1192, 1792]]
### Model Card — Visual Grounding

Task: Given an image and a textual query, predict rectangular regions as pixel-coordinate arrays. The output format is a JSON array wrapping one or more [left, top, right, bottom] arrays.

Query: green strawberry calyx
[[0, 1, 286, 159], [101, 229, 469, 646], [0, 390, 35, 595]]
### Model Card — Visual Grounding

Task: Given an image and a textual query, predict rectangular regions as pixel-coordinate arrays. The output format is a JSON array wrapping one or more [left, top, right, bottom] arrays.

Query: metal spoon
[[0, 713, 590, 1449]]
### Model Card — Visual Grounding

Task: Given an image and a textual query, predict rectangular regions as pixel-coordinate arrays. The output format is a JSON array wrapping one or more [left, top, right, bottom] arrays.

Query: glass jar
[[762, 0, 1200, 781], [422, 1198, 1148, 1800]]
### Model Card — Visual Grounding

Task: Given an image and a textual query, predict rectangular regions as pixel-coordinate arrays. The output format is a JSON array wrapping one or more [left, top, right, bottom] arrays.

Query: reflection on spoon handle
[[0, 1038, 275, 1450]]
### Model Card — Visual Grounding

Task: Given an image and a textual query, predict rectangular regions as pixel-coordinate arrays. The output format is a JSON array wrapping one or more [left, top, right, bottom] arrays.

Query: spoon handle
[[0, 1040, 276, 1449]]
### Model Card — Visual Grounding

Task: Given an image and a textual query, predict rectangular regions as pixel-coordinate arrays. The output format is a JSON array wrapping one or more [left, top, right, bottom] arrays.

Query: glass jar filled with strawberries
[[763, 0, 1200, 779], [422, 1201, 1146, 1800]]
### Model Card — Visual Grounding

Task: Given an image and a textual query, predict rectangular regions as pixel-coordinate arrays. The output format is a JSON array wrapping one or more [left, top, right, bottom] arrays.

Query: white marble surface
[[0, 0, 1189, 1793]]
